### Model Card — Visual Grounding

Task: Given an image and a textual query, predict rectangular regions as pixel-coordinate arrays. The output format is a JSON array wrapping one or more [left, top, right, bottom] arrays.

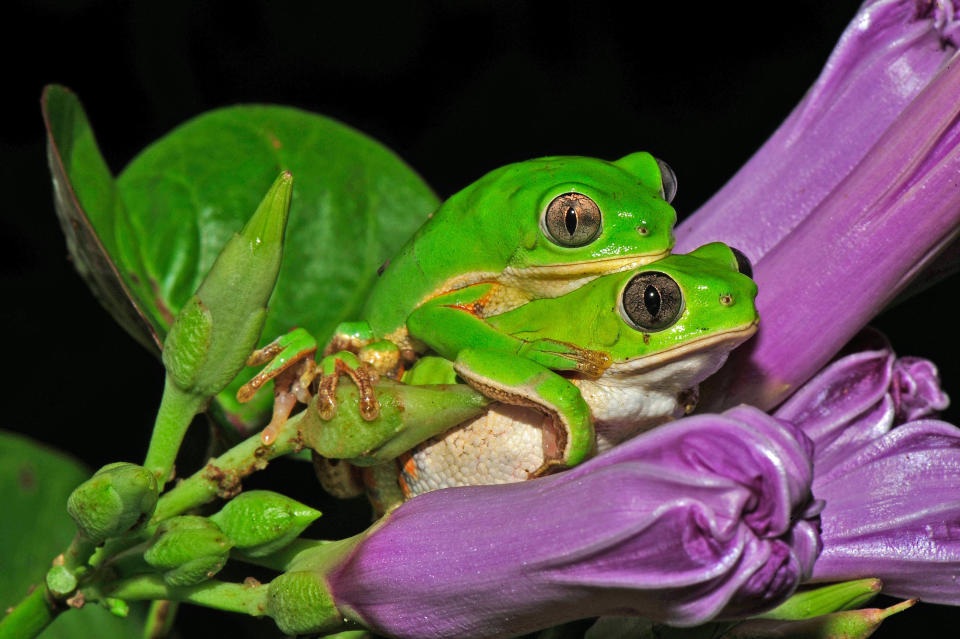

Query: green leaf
[[41, 85, 161, 353], [0, 430, 144, 638], [43, 86, 440, 429]]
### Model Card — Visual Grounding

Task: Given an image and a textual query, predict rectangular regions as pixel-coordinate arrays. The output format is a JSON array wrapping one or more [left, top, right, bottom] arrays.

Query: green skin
[[404, 242, 759, 470], [365, 151, 677, 344], [244, 153, 678, 419]]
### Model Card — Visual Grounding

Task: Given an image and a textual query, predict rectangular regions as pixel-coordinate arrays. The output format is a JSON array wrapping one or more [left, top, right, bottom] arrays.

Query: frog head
[[487, 241, 758, 446], [426, 152, 678, 296]]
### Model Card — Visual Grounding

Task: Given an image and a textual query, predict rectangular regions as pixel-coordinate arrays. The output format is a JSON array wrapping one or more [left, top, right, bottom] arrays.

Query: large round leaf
[[44, 87, 439, 428], [0, 431, 144, 638]]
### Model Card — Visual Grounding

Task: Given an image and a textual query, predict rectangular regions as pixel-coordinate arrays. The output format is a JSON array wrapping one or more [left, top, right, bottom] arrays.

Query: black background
[[3, 1, 958, 637]]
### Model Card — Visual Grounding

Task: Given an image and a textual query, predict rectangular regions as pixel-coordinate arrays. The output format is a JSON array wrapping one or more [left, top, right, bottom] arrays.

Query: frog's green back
[[362, 153, 677, 337]]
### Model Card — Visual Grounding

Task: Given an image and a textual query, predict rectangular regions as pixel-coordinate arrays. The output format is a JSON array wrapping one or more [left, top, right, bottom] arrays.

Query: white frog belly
[[400, 404, 547, 498]]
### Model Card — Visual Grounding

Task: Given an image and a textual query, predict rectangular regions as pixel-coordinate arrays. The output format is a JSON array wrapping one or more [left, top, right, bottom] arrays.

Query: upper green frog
[[366, 152, 678, 351], [240, 152, 679, 439]]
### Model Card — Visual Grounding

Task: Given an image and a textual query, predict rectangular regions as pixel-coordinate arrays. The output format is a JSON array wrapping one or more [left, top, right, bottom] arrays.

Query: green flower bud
[[143, 515, 233, 586], [267, 571, 347, 636], [209, 490, 321, 558], [67, 462, 159, 543], [756, 578, 882, 620], [162, 171, 292, 397]]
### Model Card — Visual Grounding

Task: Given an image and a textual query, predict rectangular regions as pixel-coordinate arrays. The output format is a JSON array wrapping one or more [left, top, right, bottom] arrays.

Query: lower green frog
[[316, 242, 757, 507]]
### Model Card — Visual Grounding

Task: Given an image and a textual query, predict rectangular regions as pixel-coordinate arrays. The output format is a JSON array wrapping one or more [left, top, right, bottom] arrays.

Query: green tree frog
[[240, 153, 679, 442], [390, 242, 759, 499]]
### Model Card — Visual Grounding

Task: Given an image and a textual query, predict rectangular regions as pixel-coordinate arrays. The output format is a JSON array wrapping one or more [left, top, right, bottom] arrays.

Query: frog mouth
[[504, 250, 670, 280], [610, 322, 760, 375]]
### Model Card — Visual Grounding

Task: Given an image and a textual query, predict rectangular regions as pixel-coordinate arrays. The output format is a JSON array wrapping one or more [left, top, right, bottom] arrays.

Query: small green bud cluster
[[144, 516, 233, 586], [67, 462, 159, 543], [209, 490, 321, 558]]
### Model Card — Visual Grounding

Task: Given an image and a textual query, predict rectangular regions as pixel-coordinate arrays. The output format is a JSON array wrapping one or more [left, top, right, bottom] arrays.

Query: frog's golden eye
[[542, 193, 602, 247], [621, 271, 684, 332], [655, 158, 677, 203]]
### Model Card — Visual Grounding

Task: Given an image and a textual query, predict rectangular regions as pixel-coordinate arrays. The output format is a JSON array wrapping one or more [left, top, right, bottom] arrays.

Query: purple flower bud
[[769, 343, 958, 603], [328, 408, 820, 638], [811, 421, 960, 605], [676, 0, 960, 262], [679, 1, 960, 410], [891, 356, 951, 422]]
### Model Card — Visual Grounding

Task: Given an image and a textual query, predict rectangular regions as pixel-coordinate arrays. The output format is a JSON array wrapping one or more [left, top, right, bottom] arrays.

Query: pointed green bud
[[67, 462, 159, 543], [267, 571, 348, 636], [143, 515, 233, 586], [756, 578, 882, 620], [302, 379, 490, 464], [730, 599, 916, 638], [209, 490, 321, 558], [162, 171, 292, 397]]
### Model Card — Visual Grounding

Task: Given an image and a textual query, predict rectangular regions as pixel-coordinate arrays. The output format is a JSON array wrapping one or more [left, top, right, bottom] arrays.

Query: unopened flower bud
[[67, 462, 158, 543], [162, 172, 292, 397], [266, 570, 346, 636], [209, 490, 321, 558], [143, 516, 233, 586], [756, 578, 882, 620]]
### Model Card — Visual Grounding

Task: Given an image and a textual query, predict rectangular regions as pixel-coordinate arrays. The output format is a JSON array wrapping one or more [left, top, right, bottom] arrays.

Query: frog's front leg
[[453, 348, 595, 473], [407, 284, 611, 377]]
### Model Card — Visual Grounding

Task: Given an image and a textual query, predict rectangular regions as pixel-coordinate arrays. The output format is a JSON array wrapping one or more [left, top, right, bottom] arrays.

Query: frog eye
[[542, 192, 603, 247], [620, 271, 684, 332], [730, 246, 753, 278], [655, 158, 677, 203]]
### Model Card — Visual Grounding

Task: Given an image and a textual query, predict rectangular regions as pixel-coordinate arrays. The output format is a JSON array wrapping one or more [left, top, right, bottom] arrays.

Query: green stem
[[142, 600, 178, 639], [99, 576, 269, 618], [62, 533, 97, 578], [143, 376, 207, 485], [92, 411, 304, 567], [0, 586, 60, 639], [151, 409, 303, 523], [232, 538, 334, 572]]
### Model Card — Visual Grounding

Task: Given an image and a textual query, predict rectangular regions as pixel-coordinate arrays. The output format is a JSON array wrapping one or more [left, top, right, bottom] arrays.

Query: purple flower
[[679, 0, 960, 411], [771, 340, 959, 604], [892, 356, 951, 422], [328, 409, 820, 639], [813, 421, 960, 604]]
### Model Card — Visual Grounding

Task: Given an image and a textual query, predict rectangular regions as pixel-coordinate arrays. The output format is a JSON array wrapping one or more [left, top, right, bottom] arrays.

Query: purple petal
[[774, 345, 896, 475], [676, 0, 959, 262], [329, 408, 819, 638], [811, 420, 960, 604], [892, 356, 951, 422], [707, 53, 960, 409]]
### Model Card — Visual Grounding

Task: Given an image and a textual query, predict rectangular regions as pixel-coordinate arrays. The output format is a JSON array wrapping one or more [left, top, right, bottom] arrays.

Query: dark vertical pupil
[[565, 206, 578, 235], [644, 285, 661, 317]]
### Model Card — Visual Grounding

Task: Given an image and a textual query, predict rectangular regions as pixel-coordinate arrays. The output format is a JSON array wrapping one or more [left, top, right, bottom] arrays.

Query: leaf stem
[[143, 376, 207, 485], [0, 586, 60, 639], [99, 576, 269, 617]]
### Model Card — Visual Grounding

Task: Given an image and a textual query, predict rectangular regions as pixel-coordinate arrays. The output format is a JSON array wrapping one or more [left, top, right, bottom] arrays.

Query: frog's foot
[[236, 328, 318, 403], [257, 359, 317, 445], [316, 351, 381, 421], [518, 339, 612, 378]]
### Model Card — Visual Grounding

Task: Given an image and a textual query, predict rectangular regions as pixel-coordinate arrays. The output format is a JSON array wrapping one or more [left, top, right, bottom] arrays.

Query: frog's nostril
[[637, 225, 649, 236]]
